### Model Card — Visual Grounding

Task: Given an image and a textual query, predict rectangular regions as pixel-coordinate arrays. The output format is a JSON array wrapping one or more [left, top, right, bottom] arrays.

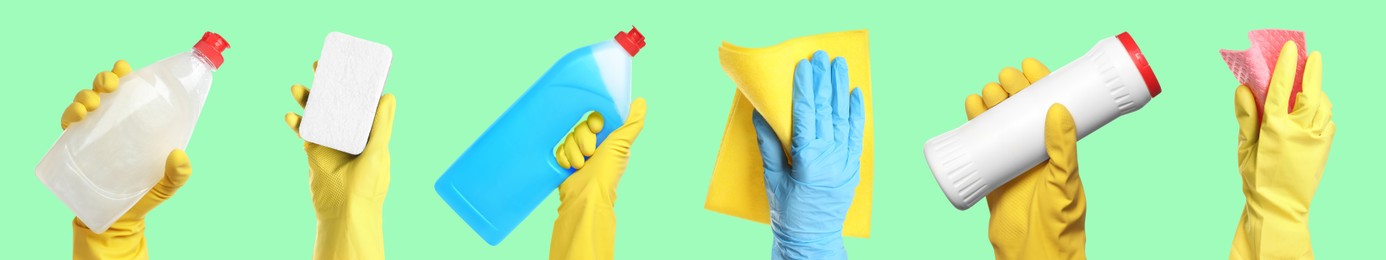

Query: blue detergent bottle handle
[[436, 27, 644, 246]]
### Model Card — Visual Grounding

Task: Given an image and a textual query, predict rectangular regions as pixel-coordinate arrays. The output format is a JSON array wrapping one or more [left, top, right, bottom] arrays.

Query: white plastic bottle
[[924, 32, 1160, 210], [36, 32, 229, 233]]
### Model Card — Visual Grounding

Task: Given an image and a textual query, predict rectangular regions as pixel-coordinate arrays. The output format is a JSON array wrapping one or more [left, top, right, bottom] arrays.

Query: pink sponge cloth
[[1220, 29, 1306, 111]]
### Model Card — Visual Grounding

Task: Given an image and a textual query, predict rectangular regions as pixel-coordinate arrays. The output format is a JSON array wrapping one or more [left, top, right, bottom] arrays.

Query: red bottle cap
[[1116, 32, 1160, 98], [615, 26, 645, 57], [193, 32, 230, 69]]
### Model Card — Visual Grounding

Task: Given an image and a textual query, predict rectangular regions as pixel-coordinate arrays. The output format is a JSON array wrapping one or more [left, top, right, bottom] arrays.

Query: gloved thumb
[[1038, 103, 1086, 255], [124, 149, 192, 220], [1042, 104, 1078, 177], [592, 98, 647, 160], [752, 110, 786, 171]]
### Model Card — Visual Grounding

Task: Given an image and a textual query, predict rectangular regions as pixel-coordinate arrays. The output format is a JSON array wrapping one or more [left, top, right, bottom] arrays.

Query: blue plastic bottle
[[436, 27, 645, 245]]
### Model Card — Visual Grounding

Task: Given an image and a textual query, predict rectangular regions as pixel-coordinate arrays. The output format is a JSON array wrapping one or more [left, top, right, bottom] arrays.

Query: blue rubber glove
[[753, 50, 865, 260]]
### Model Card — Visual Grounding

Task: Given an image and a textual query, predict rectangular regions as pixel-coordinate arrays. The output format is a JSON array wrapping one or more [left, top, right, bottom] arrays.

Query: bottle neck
[[192, 49, 218, 72]]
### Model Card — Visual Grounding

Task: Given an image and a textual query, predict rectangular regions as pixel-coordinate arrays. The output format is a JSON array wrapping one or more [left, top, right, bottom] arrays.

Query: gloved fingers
[[60, 102, 88, 130], [563, 132, 586, 169], [64, 67, 121, 129], [286, 84, 311, 136], [62, 88, 100, 130], [998, 67, 1031, 95], [1263, 41, 1300, 117], [125, 149, 192, 219], [964, 94, 986, 120], [92, 71, 119, 93], [363, 94, 397, 153], [574, 128, 597, 157], [752, 110, 788, 184], [291, 84, 311, 108], [831, 57, 850, 146], [576, 112, 602, 156], [792, 58, 817, 146], [1020, 58, 1050, 83], [981, 82, 1008, 108], [1043, 104, 1079, 175], [847, 88, 865, 163], [111, 60, 132, 77], [556, 145, 572, 169], [297, 61, 319, 137], [1302, 50, 1324, 98], [1233, 86, 1261, 145], [1301, 51, 1332, 131], [285, 112, 303, 135], [1288, 50, 1320, 127], [73, 89, 100, 112], [585, 111, 605, 132], [811, 51, 834, 139]]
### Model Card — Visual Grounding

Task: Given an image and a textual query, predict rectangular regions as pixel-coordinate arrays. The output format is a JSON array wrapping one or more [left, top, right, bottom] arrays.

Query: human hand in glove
[[284, 61, 396, 260], [752, 50, 864, 260], [964, 58, 1087, 260], [65, 60, 193, 260], [550, 98, 648, 260], [1229, 42, 1334, 260]]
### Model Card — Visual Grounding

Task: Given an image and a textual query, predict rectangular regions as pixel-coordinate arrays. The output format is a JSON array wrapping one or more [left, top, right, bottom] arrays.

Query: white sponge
[[300, 32, 393, 155]]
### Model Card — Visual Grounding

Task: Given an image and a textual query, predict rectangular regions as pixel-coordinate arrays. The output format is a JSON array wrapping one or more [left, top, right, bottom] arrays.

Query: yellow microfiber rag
[[705, 30, 874, 238]]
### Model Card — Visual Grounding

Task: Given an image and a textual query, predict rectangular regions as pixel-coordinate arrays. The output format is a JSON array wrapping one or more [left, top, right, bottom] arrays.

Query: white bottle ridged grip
[[924, 32, 1160, 210], [591, 39, 633, 121], [35, 34, 224, 233]]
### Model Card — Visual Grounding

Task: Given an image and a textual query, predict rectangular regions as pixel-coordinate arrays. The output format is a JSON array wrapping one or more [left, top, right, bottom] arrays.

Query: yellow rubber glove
[[550, 98, 648, 260], [1229, 42, 1334, 260], [964, 58, 1087, 260], [285, 61, 396, 260], [66, 60, 193, 260]]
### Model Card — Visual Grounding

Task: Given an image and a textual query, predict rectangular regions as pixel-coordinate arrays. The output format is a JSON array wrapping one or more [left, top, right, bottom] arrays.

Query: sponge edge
[[300, 32, 393, 155], [1220, 29, 1306, 109]]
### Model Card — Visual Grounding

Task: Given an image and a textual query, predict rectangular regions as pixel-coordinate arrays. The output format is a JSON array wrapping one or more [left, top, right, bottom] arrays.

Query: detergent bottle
[[436, 27, 644, 245], [36, 32, 229, 233], [924, 32, 1159, 210]]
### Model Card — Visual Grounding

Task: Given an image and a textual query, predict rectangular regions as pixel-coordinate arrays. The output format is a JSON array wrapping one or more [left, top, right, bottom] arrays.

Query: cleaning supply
[[299, 32, 393, 155], [751, 51, 866, 259], [965, 59, 1088, 259], [707, 30, 875, 238], [1229, 42, 1333, 260], [436, 27, 645, 246], [1220, 29, 1306, 113], [36, 32, 228, 234], [924, 32, 1159, 210]]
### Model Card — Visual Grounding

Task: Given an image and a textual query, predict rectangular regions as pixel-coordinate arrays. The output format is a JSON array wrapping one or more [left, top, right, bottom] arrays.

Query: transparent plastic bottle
[[35, 32, 228, 233], [436, 27, 644, 245]]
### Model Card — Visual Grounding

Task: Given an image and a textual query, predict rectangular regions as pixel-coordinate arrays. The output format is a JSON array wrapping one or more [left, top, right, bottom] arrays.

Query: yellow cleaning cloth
[[705, 30, 874, 238]]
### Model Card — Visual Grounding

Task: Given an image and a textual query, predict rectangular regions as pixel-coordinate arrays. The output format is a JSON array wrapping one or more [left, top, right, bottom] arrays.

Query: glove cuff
[[768, 172, 858, 260], [73, 217, 148, 259]]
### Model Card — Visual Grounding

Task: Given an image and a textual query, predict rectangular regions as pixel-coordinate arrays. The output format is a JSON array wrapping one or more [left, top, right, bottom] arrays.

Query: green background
[[2, 0, 1380, 258]]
